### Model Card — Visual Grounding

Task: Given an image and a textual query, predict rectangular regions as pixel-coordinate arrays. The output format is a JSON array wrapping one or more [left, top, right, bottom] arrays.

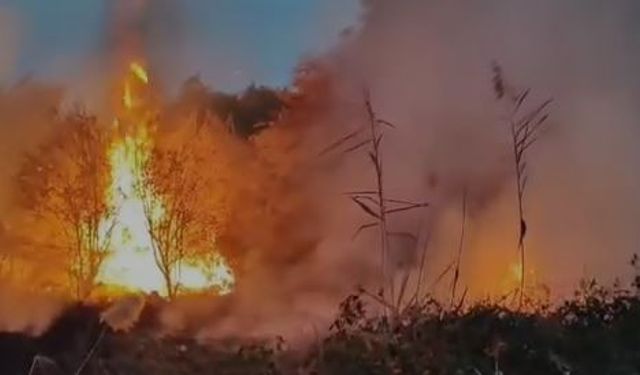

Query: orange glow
[[510, 262, 524, 286], [498, 259, 538, 298], [123, 82, 133, 109], [96, 62, 235, 297], [129, 62, 149, 84]]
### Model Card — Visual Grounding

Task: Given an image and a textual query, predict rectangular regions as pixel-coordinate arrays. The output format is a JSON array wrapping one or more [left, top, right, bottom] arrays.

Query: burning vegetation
[[13, 61, 236, 300], [98, 61, 234, 298], [2, 0, 640, 374]]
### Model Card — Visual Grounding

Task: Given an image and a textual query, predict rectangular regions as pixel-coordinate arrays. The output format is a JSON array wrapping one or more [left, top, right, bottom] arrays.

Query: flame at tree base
[[94, 62, 235, 298]]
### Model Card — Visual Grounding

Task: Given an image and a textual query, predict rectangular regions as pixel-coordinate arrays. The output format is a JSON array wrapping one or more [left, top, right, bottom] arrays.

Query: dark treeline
[[175, 77, 286, 138]]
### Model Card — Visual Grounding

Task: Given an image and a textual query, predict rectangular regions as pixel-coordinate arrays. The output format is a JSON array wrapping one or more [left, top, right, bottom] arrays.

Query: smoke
[[0, 286, 66, 336], [2, 0, 640, 341], [117, 0, 640, 340], [306, 0, 640, 299], [105, 0, 186, 80], [0, 85, 63, 216], [147, 112, 360, 342]]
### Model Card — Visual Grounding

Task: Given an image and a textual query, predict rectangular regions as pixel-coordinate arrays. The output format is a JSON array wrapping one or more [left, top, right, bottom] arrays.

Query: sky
[[0, 0, 361, 92]]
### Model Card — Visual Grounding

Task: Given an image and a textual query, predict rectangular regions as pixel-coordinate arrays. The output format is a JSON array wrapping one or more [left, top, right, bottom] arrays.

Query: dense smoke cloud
[[314, 0, 640, 298], [2, 0, 640, 340], [0, 286, 66, 336]]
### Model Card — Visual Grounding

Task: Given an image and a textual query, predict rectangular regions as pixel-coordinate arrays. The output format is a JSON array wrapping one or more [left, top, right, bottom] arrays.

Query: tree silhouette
[[16, 111, 114, 298], [135, 124, 221, 298]]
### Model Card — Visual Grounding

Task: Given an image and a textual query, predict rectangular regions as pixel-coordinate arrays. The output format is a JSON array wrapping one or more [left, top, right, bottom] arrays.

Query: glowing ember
[[95, 62, 235, 297], [129, 62, 149, 84], [123, 82, 134, 109], [178, 254, 235, 295], [510, 262, 524, 285]]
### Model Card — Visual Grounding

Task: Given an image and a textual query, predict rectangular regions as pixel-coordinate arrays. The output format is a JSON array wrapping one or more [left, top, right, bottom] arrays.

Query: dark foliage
[[318, 278, 640, 375], [0, 304, 101, 375], [94, 333, 282, 375], [4, 262, 640, 374], [0, 303, 281, 375], [179, 77, 285, 138]]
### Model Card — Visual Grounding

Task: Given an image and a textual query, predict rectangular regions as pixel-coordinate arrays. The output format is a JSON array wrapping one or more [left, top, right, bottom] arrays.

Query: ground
[[3, 277, 640, 375]]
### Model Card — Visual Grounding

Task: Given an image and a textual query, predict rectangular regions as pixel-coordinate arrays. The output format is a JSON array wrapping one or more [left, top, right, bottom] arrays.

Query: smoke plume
[[66, 0, 640, 338], [309, 0, 640, 299]]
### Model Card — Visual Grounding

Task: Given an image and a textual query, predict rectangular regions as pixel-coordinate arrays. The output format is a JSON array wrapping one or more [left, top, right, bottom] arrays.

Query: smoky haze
[[104, 0, 187, 81], [0, 0, 639, 339], [172, 0, 640, 339], [314, 0, 640, 299]]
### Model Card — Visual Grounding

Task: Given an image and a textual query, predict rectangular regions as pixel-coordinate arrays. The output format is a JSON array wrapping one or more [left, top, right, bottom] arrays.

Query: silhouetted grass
[[6, 261, 640, 375]]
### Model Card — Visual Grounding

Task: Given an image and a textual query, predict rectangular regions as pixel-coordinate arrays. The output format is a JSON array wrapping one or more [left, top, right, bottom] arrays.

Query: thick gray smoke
[[313, 0, 640, 299], [57, 0, 640, 337]]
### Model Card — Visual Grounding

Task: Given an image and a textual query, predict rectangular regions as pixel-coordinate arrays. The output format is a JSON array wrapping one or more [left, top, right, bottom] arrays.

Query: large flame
[[95, 62, 235, 297]]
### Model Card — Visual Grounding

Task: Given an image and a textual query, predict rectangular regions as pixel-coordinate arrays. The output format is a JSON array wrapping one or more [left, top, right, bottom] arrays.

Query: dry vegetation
[[4, 265, 640, 375], [0, 64, 637, 375]]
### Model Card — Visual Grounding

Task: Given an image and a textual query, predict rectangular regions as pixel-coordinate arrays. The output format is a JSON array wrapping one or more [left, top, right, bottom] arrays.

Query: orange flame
[[96, 62, 235, 297], [123, 82, 133, 109], [129, 62, 149, 84]]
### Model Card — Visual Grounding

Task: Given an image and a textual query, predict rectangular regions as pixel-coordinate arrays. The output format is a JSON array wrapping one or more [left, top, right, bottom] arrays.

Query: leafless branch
[[317, 126, 366, 156]]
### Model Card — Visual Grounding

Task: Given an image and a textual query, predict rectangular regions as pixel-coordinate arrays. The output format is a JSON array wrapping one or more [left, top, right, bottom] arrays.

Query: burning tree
[[94, 62, 235, 299], [16, 111, 114, 299], [134, 125, 227, 298]]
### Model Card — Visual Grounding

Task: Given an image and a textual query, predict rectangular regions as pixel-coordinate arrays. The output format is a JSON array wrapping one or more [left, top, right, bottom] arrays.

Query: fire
[[95, 62, 235, 297], [497, 260, 541, 301], [129, 62, 149, 84], [510, 262, 524, 285]]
